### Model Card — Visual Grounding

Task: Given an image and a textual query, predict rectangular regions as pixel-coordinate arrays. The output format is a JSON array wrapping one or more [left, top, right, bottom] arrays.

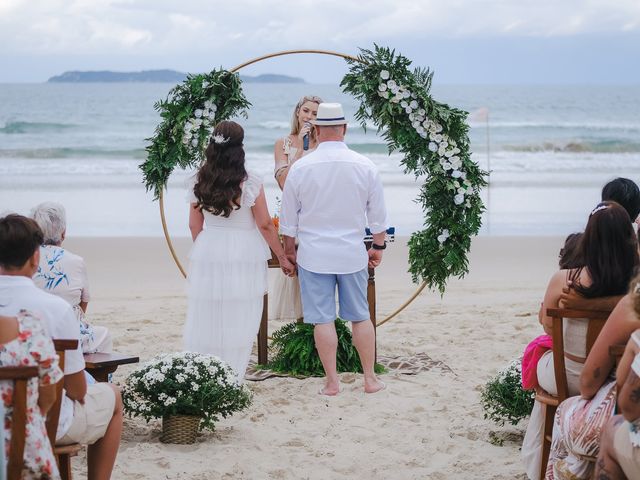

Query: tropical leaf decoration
[[267, 320, 385, 376]]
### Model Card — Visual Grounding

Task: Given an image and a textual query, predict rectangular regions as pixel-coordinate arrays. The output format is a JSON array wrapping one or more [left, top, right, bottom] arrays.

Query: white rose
[[191, 139, 198, 147], [378, 83, 387, 92], [210, 104, 218, 113], [194, 109, 203, 118], [405, 107, 413, 114], [443, 162, 452, 170], [401, 100, 408, 108], [379, 90, 390, 99], [437, 234, 447, 244], [380, 70, 390, 80], [454, 194, 465, 205], [435, 124, 443, 133], [386, 80, 397, 89], [428, 142, 438, 152], [410, 100, 418, 109], [452, 170, 462, 178]]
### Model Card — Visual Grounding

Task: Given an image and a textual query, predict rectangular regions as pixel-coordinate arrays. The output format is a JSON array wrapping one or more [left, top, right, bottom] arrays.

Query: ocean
[[1, 82, 639, 237]]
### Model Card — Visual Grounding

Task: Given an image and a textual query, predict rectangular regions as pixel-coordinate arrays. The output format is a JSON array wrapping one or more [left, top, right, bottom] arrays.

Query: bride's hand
[[280, 257, 296, 277]]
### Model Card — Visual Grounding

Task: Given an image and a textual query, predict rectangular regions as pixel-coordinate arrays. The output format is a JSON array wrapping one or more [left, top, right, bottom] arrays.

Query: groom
[[280, 102, 388, 395]]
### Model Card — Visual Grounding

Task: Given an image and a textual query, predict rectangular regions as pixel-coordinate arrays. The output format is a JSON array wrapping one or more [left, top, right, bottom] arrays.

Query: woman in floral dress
[[1, 310, 63, 479]]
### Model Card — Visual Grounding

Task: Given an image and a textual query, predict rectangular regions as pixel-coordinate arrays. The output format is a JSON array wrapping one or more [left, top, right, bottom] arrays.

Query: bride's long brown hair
[[194, 121, 247, 217]]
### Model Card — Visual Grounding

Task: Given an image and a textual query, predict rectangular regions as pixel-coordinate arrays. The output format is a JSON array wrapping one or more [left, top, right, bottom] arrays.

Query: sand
[[61, 235, 564, 479]]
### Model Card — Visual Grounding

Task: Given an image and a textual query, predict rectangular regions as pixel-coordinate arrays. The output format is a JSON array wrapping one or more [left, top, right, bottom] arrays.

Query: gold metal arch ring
[[157, 49, 427, 326]]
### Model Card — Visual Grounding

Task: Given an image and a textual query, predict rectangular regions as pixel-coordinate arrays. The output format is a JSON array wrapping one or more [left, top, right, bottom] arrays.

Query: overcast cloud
[[1, 0, 639, 83]]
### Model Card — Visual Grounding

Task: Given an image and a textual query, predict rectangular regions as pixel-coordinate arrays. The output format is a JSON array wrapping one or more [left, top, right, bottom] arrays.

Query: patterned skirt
[[545, 380, 617, 479]]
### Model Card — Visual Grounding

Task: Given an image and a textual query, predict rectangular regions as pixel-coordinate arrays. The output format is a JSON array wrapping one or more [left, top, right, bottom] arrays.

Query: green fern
[[266, 320, 385, 377]]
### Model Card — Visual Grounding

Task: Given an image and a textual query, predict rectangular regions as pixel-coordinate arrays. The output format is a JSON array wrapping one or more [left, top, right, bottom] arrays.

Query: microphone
[[303, 122, 310, 151]]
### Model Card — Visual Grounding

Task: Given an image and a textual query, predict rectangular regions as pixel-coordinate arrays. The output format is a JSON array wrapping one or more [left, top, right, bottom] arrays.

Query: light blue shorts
[[297, 266, 370, 325]]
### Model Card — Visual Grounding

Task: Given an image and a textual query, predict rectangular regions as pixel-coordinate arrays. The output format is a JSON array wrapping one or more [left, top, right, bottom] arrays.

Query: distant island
[[47, 69, 306, 84]]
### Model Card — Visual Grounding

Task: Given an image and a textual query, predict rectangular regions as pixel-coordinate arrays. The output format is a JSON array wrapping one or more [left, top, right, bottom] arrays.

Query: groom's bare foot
[[364, 379, 386, 394], [318, 382, 340, 396]]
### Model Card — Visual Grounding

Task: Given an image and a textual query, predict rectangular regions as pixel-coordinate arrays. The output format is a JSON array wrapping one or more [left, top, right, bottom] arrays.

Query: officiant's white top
[[280, 141, 387, 274]]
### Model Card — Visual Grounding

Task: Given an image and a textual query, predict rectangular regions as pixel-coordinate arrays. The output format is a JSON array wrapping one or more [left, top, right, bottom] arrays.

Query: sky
[[1, 0, 639, 84]]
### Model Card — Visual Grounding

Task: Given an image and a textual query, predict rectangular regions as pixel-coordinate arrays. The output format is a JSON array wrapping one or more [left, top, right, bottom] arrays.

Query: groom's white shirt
[[280, 141, 387, 274]]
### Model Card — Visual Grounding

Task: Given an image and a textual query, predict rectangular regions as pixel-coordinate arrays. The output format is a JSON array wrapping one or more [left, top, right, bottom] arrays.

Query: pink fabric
[[522, 334, 553, 390]]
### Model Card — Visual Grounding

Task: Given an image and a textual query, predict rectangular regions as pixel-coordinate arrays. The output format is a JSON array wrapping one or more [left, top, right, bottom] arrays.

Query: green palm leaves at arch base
[[140, 45, 488, 294]]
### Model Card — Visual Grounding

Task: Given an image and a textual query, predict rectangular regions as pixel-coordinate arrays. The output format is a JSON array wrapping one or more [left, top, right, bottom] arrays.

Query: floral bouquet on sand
[[122, 352, 252, 434], [480, 358, 534, 426]]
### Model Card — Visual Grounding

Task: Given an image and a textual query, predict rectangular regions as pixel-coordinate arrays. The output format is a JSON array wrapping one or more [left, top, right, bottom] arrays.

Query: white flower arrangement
[[122, 351, 252, 431], [343, 46, 487, 293], [376, 69, 475, 242], [181, 100, 218, 152]]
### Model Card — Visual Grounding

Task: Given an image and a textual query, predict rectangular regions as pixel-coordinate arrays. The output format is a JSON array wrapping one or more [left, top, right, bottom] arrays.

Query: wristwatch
[[371, 242, 386, 250]]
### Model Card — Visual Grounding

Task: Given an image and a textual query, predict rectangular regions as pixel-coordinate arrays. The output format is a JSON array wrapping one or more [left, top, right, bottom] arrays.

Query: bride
[[184, 120, 295, 380]]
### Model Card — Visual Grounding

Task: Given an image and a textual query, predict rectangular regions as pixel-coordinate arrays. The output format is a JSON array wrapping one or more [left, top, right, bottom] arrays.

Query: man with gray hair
[[280, 102, 388, 396]]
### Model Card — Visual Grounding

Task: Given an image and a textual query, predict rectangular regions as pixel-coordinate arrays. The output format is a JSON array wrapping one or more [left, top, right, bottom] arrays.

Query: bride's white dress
[[184, 171, 270, 380]]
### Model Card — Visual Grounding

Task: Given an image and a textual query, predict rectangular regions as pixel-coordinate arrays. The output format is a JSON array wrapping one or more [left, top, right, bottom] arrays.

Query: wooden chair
[[46, 339, 83, 480], [0, 366, 39, 480], [536, 307, 611, 479]]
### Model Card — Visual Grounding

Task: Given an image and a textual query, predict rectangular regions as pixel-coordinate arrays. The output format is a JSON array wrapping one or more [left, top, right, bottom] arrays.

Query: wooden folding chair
[[536, 307, 611, 479], [46, 339, 83, 480], [0, 366, 39, 480]]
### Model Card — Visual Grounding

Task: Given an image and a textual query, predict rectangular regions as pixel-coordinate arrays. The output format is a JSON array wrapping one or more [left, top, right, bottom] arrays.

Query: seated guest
[[1, 310, 63, 479], [31, 202, 112, 353], [545, 277, 640, 479], [0, 214, 122, 480], [602, 177, 640, 226], [521, 202, 640, 479], [557, 233, 583, 270], [594, 327, 640, 479]]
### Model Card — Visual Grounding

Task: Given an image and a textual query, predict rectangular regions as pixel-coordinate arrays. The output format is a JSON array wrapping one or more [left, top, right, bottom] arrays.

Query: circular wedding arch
[[157, 49, 426, 326]]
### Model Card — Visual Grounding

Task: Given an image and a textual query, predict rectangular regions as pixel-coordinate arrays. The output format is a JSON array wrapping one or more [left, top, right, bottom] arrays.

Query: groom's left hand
[[368, 249, 383, 269]]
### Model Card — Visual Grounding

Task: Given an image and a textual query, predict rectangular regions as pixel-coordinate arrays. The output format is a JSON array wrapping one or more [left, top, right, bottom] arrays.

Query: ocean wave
[[0, 147, 146, 159], [502, 140, 640, 154], [0, 121, 78, 134], [257, 121, 290, 130], [468, 120, 640, 131]]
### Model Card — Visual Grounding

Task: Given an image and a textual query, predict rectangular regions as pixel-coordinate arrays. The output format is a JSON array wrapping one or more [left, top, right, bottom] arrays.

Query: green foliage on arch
[[342, 45, 488, 293]]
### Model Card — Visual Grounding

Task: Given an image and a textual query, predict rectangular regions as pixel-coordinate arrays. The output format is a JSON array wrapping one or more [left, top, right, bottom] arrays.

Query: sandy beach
[[56, 235, 564, 479]]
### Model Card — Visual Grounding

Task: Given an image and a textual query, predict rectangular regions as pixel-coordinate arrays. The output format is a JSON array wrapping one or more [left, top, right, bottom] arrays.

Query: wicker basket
[[160, 415, 201, 444]]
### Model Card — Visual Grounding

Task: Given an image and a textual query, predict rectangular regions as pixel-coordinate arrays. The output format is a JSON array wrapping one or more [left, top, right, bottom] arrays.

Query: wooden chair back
[[45, 339, 78, 448], [0, 366, 39, 480], [546, 307, 611, 402]]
